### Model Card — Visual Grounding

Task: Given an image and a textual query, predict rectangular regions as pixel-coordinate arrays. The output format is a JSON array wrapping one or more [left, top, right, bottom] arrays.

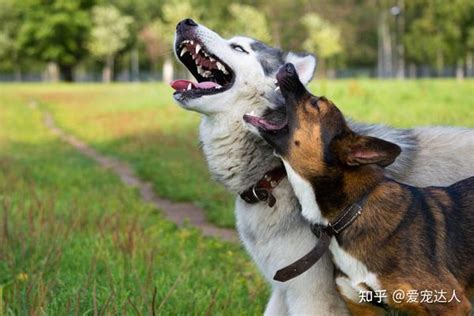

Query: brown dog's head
[[244, 63, 401, 181]]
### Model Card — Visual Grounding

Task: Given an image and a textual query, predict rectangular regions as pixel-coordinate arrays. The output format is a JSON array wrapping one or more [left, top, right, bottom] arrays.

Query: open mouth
[[243, 111, 288, 133], [243, 76, 288, 133], [171, 39, 235, 98]]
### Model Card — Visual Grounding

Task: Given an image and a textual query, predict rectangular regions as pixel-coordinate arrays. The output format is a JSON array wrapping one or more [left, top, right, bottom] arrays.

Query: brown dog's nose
[[176, 18, 198, 31], [284, 63, 296, 75]]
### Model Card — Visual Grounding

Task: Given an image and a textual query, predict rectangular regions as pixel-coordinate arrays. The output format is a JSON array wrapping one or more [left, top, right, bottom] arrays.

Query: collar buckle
[[240, 166, 286, 207]]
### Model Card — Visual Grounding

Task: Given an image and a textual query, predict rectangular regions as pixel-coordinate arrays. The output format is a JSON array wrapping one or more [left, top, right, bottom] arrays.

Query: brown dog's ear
[[337, 135, 401, 167]]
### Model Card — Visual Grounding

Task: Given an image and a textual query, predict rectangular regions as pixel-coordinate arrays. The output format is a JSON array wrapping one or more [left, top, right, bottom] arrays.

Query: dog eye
[[231, 44, 248, 54], [310, 98, 320, 111]]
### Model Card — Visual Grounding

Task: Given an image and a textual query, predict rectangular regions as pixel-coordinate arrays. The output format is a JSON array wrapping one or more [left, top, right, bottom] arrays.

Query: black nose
[[176, 18, 197, 31], [284, 63, 296, 75]]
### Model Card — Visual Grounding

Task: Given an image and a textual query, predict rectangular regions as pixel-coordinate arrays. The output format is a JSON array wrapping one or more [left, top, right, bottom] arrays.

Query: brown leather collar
[[273, 195, 368, 282], [240, 166, 287, 207]]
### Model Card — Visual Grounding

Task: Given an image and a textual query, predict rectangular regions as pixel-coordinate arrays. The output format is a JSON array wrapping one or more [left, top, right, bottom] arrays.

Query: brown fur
[[343, 297, 385, 316], [261, 64, 474, 315]]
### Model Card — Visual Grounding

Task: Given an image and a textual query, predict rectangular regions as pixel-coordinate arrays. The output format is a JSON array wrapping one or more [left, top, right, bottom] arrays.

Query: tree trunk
[[318, 58, 328, 78], [408, 63, 417, 78], [46, 62, 60, 82], [13, 51, 22, 81], [163, 56, 174, 83], [131, 48, 139, 82], [326, 68, 336, 79], [151, 61, 157, 79], [325, 59, 336, 78], [395, 0, 405, 79], [102, 55, 114, 83], [456, 59, 464, 81], [466, 52, 473, 77], [377, 3, 393, 78], [436, 49, 444, 77], [59, 64, 74, 82], [14, 67, 22, 82]]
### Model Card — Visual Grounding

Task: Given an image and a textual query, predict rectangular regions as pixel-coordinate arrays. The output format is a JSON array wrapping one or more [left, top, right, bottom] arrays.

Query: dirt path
[[37, 103, 238, 243]]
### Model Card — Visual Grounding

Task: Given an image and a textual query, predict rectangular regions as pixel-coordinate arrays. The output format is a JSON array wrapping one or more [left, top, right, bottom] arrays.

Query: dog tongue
[[170, 80, 220, 91]]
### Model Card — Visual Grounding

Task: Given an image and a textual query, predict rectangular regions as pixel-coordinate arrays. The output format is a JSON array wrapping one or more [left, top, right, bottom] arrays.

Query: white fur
[[335, 277, 360, 303], [282, 160, 325, 224], [173, 21, 474, 315], [330, 239, 383, 303]]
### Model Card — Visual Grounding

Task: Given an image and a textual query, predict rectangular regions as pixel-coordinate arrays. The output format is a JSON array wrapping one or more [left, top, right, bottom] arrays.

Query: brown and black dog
[[244, 63, 474, 315]]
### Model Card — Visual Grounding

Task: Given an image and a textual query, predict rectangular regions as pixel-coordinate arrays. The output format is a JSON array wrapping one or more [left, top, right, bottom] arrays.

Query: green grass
[[10, 79, 474, 228], [15, 83, 236, 228], [314, 79, 474, 127], [0, 90, 267, 314]]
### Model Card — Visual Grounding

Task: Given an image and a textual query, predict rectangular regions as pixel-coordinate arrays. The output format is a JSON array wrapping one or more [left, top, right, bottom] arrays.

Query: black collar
[[273, 194, 369, 282]]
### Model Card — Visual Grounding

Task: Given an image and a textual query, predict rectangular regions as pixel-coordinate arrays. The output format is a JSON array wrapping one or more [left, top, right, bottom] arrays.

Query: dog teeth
[[274, 86, 280, 92], [187, 83, 192, 90], [197, 65, 204, 75], [216, 61, 229, 74], [178, 40, 232, 79]]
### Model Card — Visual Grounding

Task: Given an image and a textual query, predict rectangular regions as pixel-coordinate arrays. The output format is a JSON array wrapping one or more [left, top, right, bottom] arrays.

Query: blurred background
[[0, 0, 473, 315], [1, 0, 474, 82]]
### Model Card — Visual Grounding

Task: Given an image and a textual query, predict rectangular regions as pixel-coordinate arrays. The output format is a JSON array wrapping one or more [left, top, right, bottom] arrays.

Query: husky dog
[[171, 18, 474, 315]]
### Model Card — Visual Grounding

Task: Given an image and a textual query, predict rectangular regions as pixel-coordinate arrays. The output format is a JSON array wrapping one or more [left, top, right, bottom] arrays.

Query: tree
[[467, 26, 474, 76], [226, 4, 271, 43], [302, 13, 343, 77], [0, 1, 22, 78], [253, 0, 308, 49], [404, 0, 474, 78], [377, 0, 394, 78], [139, 21, 168, 75], [17, 0, 95, 81], [306, 0, 379, 70], [89, 5, 133, 82]]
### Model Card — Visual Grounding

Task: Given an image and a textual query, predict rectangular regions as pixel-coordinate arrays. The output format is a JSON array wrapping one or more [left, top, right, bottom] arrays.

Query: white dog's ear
[[284, 53, 317, 84]]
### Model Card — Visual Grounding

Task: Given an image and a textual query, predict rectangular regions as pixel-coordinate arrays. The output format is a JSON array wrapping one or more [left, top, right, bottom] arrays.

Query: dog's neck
[[199, 112, 282, 194], [311, 165, 385, 223]]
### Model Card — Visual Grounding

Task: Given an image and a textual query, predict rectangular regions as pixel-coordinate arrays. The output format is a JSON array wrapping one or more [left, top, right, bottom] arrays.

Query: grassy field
[[0, 89, 267, 314], [1, 80, 472, 314]]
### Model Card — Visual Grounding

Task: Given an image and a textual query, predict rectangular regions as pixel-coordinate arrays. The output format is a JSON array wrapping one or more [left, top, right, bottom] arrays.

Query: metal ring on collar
[[251, 186, 260, 200]]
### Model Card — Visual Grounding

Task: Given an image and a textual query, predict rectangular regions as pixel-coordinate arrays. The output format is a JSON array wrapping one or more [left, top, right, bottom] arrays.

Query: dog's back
[[436, 176, 474, 289]]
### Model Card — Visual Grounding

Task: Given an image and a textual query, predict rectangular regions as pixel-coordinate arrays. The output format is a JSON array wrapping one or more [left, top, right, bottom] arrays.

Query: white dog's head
[[171, 18, 317, 116]]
